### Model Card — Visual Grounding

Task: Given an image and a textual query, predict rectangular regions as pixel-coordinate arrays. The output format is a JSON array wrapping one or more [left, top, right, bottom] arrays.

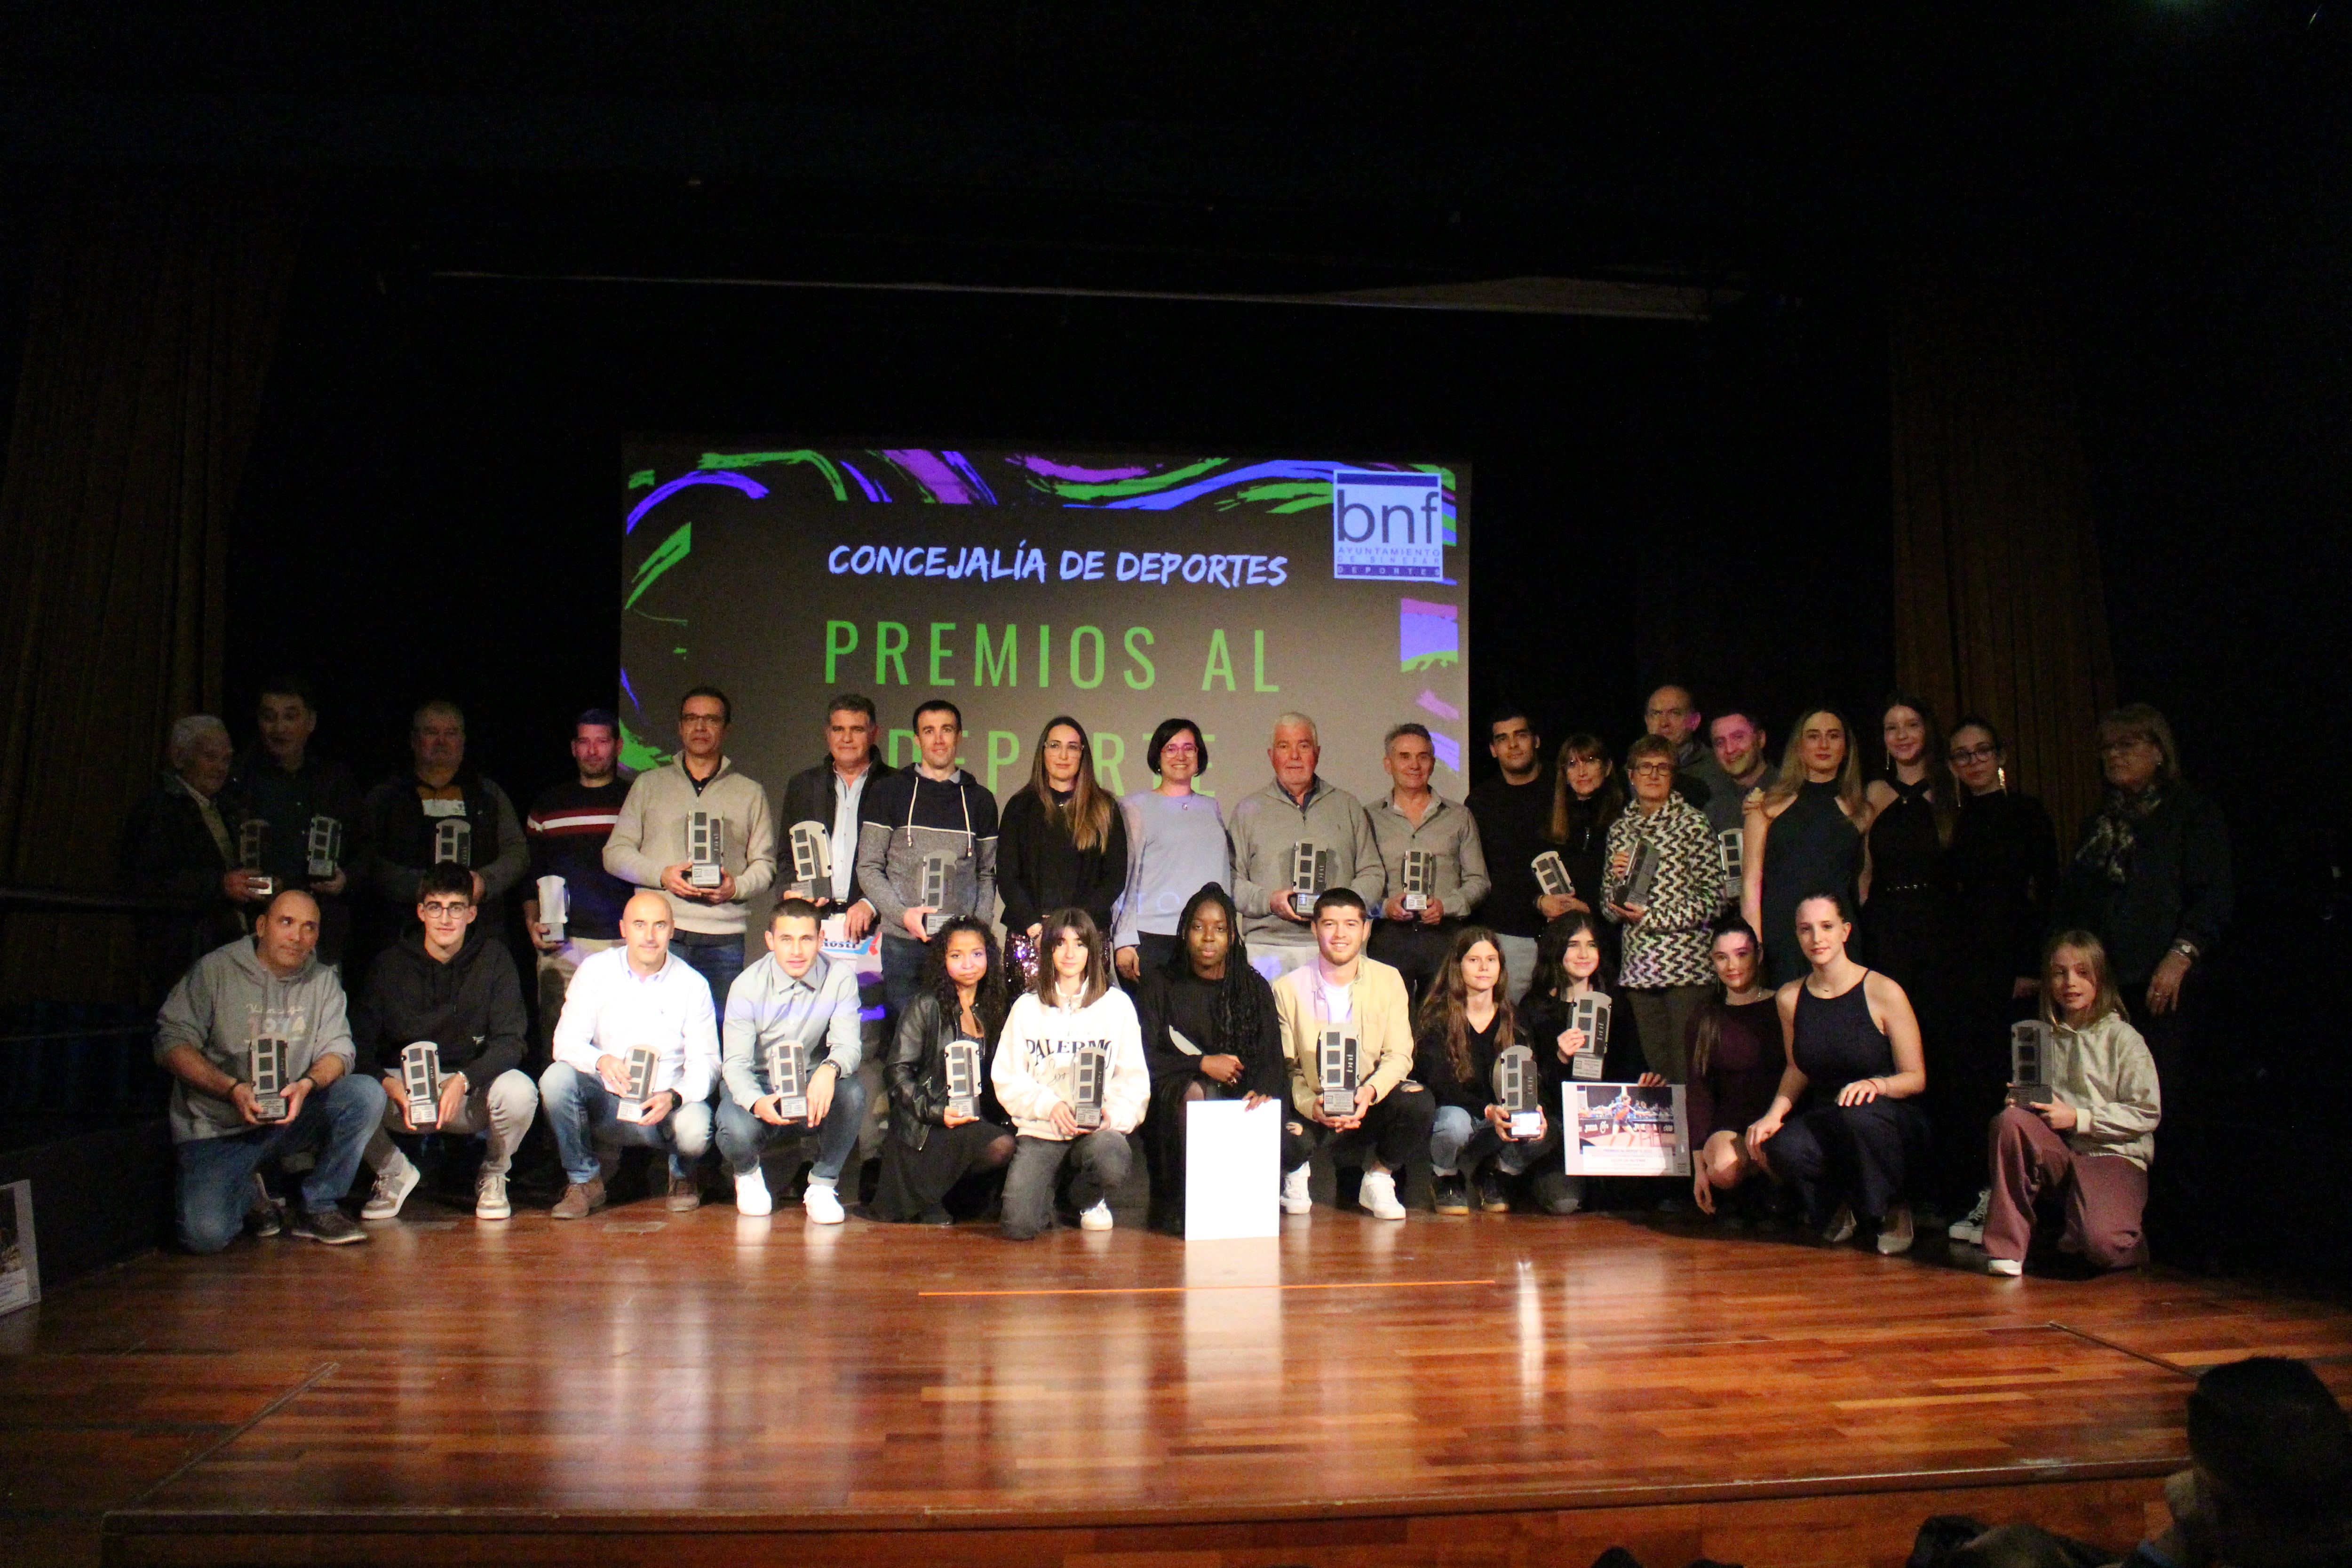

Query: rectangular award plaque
[[2007, 1019, 2054, 1110], [249, 1037, 290, 1122], [1716, 826, 1743, 891], [764, 1036, 809, 1121], [304, 815, 343, 881], [1567, 993, 1613, 1081], [536, 874, 568, 943], [432, 817, 472, 868], [687, 811, 725, 890], [1532, 850, 1574, 901], [1289, 840, 1323, 912], [1615, 839, 1661, 909], [620, 1045, 661, 1124], [1071, 1042, 1107, 1129], [919, 853, 953, 935], [1401, 848, 1435, 913], [400, 1041, 442, 1130], [1494, 1042, 1542, 1138], [1317, 1027, 1358, 1117], [944, 1037, 981, 1120], [237, 820, 275, 899], [788, 821, 831, 899]]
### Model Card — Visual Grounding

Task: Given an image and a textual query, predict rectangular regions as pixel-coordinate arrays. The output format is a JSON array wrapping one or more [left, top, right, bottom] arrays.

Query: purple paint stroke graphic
[[839, 460, 890, 502], [881, 449, 981, 504], [1399, 597, 1461, 672], [1010, 455, 1153, 482], [1430, 731, 1463, 773], [1416, 690, 1461, 721], [1089, 459, 1337, 511], [942, 451, 1000, 505], [624, 470, 767, 535]]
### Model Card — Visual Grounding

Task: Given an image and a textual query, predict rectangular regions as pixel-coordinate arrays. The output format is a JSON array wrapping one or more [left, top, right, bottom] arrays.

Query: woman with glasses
[[1740, 709, 1871, 987], [1939, 716, 2060, 1242], [1601, 735, 1724, 1082], [997, 716, 1128, 983], [1112, 718, 1229, 985]]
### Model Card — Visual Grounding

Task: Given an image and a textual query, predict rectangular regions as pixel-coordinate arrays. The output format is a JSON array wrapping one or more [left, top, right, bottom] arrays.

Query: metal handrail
[[0, 886, 209, 916]]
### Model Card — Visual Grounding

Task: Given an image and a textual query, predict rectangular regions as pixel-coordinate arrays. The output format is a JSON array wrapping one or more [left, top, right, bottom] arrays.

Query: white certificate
[[1185, 1098, 1280, 1241]]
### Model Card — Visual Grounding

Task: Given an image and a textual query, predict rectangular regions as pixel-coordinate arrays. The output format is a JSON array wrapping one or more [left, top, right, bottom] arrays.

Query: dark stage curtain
[[1891, 271, 2116, 848], [0, 179, 297, 1001]]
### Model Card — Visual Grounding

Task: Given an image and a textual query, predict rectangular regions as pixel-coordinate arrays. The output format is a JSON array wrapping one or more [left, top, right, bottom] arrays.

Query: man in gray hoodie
[[154, 890, 384, 1251]]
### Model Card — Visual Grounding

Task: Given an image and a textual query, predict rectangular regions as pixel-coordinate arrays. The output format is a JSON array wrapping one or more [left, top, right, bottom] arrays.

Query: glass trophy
[[401, 1041, 442, 1131], [620, 1045, 661, 1124], [1716, 826, 1743, 890], [919, 853, 953, 936], [1071, 1042, 1107, 1129], [1317, 1027, 1358, 1117], [432, 817, 473, 867], [1494, 1042, 1542, 1138], [1568, 993, 1613, 1081], [1289, 840, 1324, 915], [764, 1037, 809, 1122], [1615, 840, 1661, 910], [1401, 848, 1436, 914], [2007, 1019, 2054, 1110], [1532, 850, 1574, 901], [248, 1037, 290, 1122], [536, 875, 568, 943], [238, 820, 275, 898], [687, 811, 725, 891], [788, 821, 831, 900], [304, 816, 343, 881], [944, 1037, 981, 1120]]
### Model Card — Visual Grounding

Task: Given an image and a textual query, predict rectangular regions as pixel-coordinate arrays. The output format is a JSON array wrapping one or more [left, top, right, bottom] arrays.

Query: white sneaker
[[474, 1170, 511, 1221], [735, 1169, 773, 1217], [1948, 1188, 1990, 1245], [1359, 1170, 1406, 1221], [1987, 1257, 2024, 1277], [1280, 1164, 1313, 1215], [1078, 1199, 1114, 1231], [801, 1179, 844, 1225], [361, 1154, 420, 1221]]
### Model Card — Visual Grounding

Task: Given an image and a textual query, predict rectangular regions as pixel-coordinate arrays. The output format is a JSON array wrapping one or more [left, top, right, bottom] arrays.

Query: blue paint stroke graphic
[[624, 470, 768, 535], [839, 460, 890, 503], [942, 451, 999, 505]]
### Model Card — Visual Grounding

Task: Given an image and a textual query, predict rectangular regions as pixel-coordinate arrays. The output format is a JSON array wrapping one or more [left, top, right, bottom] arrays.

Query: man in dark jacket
[[220, 680, 366, 968], [360, 699, 529, 945], [120, 715, 252, 1005], [350, 863, 537, 1222]]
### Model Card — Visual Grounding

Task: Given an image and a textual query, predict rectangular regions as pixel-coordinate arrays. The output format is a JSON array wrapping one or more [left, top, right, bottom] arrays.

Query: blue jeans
[[175, 1073, 386, 1254], [714, 1070, 870, 1185], [673, 936, 746, 1019], [1430, 1103, 1557, 1178], [538, 1060, 715, 1186], [880, 934, 930, 1035]]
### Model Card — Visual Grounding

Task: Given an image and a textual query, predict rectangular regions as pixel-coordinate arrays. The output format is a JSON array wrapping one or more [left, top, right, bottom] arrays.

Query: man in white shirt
[[540, 890, 719, 1218]]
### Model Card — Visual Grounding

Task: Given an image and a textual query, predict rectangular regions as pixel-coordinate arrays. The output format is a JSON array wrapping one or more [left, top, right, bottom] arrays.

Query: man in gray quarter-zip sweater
[[1226, 712, 1383, 979]]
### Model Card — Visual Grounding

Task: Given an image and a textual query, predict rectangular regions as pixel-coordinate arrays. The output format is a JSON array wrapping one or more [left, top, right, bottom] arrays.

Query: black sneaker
[[1477, 1169, 1512, 1213], [1433, 1172, 1470, 1215], [289, 1206, 369, 1245], [245, 1172, 284, 1238]]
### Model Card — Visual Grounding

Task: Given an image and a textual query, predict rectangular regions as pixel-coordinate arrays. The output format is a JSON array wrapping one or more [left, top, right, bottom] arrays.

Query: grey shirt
[[153, 937, 356, 1144], [1366, 792, 1491, 919], [720, 950, 866, 1107], [1226, 776, 1383, 945]]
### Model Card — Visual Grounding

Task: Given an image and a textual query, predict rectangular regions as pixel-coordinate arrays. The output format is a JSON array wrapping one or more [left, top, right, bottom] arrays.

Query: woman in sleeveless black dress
[[1745, 891, 1930, 1252], [1861, 699, 1957, 1205], [1741, 709, 1868, 987]]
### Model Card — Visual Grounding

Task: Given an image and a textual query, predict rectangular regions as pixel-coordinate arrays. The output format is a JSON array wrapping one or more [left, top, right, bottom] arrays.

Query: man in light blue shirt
[[717, 898, 868, 1222]]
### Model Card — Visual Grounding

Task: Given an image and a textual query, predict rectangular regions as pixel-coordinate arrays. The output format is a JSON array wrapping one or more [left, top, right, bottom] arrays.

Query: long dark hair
[[1035, 906, 1112, 1008], [1880, 691, 1956, 847], [1547, 733, 1624, 846], [1529, 910, 1617, 1001], [920, 915, 1011, 1041], [1418, 925, 1516, 1084], [1024, 715, 1116, 852], [1167, 882, 1271, 1068], [1689, 913, 1762, 1078]]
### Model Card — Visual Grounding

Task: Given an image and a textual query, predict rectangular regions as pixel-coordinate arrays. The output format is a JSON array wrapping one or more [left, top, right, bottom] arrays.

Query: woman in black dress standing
[[1940, 716, 2060, 1239], [1543, 733, 1624, 969], [1740, 708, 1871, 987], [1859, 695, 1957, 1209]]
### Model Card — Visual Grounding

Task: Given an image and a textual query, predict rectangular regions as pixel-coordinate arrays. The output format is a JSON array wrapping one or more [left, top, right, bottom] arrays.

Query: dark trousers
[[1146, 1075, 1311, 1229], [672, 935, 745, 1019], [1119, 931, 1181, 993], [880, 935, 929, 1038], [1293, 1082, 1436, 1174], [1368, 920, 1457, 1007], [1767, 1096, 1929, 1228], [2134, 981, 2209, 1265], [1001, 1129, 1132, 1240]]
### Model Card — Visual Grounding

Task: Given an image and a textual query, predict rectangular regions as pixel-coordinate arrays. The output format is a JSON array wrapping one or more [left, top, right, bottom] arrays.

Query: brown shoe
[[551, 1178, 606, 1220], [664, 1174, 702, 1212]]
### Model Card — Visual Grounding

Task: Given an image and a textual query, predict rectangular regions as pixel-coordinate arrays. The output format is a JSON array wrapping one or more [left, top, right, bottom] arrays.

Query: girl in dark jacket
[[871, 916, 1017, 1224]]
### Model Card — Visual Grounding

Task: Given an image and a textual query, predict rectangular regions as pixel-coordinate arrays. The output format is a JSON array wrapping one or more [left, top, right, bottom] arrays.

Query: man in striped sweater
[[524, 709, 637, 1056]]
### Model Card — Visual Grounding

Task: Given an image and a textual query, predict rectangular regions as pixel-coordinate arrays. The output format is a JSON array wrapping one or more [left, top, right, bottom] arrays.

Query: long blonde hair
[[2041, 929, 2130, 1028], [1759, 707, 1868, 821], [1025, 715, 1115, 852]]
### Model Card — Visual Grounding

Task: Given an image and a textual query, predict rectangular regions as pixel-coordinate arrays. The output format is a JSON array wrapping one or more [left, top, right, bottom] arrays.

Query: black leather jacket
[[888, 992, 1004, 1151]]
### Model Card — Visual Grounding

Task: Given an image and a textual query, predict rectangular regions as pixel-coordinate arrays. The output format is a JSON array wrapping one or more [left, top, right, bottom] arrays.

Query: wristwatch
[[2170, 939, 2200, 963]]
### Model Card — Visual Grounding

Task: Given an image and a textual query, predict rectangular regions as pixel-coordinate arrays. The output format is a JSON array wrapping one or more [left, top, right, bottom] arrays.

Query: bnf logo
[[1331, 470, 1444, 581]]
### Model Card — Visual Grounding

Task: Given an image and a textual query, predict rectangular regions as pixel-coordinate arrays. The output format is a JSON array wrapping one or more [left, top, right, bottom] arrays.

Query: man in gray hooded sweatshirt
[[154, 890, 384, 1251]]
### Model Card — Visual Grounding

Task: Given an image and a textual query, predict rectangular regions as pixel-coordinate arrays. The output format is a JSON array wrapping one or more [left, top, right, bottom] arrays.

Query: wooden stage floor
[[6, 1192, 2351, 1568]]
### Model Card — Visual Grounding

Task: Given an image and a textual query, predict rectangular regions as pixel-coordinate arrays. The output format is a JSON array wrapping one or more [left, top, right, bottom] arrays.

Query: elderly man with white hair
[[1224, 711, 1384, 980], [122, 714, 262, 1002]]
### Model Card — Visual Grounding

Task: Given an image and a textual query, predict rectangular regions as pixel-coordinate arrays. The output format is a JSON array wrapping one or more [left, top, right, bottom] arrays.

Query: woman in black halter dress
[[1860, 699, 1957, 1204], [1745, 891, 1930, 1252], [1742, 709, 1868, 987]]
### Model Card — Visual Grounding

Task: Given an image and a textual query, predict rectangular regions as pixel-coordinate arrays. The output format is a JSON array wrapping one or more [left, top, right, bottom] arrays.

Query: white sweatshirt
[[992, 986, 1150, 1141]]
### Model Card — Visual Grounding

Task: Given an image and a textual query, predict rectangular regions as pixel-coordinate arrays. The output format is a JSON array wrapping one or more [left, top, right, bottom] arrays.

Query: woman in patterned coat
[[1603, 734, 1726, 1082]]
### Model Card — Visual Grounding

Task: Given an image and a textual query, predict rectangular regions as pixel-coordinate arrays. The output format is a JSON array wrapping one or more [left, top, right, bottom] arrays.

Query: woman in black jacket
[[1135, 884, 1291, 1234], [870, 916, 1017, 1224], [996, 716, 1130, 982], [1414, 925, 1557, 1215]]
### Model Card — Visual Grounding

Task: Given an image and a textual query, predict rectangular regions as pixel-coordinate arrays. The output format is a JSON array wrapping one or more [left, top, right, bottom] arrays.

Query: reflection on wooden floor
[[2, 1192, 2348, 1567]]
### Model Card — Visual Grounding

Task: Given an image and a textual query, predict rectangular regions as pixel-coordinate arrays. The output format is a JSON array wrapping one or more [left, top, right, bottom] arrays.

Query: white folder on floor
[[1185, 1098, 1280, 1241]]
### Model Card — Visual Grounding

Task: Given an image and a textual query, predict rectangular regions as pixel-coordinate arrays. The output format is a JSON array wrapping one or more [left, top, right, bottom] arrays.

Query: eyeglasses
[[1948, 744, 1998, 764], [1630, 762, 1674, 778], [421, 901, 472, 919]]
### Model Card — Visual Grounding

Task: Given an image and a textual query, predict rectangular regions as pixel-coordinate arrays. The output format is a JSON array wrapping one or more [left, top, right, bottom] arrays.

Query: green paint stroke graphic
[[625, 522, 691, 610], [1030, 457, 1230, 501], [628, 469, 657, 490], [697, 450, 849, 501], [620, 721, 674, 775], [1223, 479, 1331, 516], [1403, 651, 1460, 672]]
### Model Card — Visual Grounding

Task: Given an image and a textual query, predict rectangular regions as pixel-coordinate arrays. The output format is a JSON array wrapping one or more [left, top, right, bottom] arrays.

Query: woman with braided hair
[[1135, 883, 1297, 1234]]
